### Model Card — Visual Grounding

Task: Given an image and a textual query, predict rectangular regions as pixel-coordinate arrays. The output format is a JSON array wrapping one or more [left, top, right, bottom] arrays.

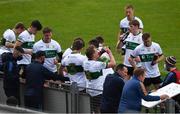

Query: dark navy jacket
[[25, 61, 69, 97], [100, 72, 125, 113], [118, 76, 160, 112], [161, 72, 176, 87]]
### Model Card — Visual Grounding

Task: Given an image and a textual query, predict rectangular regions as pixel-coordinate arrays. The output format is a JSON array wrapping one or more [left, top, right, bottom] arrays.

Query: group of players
[[0, 4, 179, 113], [0, 18, 116, 110]]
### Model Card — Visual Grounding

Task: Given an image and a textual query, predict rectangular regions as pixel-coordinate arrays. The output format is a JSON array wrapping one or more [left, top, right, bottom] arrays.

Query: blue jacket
[[118, 76, 160, 112], [100, 72, 125, 113], [161, 72, 176, 87]]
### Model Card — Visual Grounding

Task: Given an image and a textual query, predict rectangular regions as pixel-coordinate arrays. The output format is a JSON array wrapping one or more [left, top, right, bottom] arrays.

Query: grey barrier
[[0, 76, 178, 113], [0, 104, 44, 113], [0, 77, 91, 113]]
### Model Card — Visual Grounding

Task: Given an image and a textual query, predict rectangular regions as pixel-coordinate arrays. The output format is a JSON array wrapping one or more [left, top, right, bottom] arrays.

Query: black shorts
[[125, 66, 134, 76], [144, 76, 162, 87]]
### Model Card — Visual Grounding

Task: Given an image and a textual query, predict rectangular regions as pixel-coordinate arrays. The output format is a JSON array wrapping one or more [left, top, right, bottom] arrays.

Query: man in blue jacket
[[100, 64, 128, 113], [118, 68, 169, 113]]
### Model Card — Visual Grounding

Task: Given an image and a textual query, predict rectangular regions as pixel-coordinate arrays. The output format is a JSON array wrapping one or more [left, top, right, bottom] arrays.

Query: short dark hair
[[35, 51, 45, 59], [125, 4, 134, 10], [74, 37, 84, 42], [14, 46, 24, 53], [133, 68, 145, 77], [43, 27, 52, 34], [95, 36, 104, 44], [129, 20, 140, 27], [31, 20, 42, 31], [115, 64, 126, 72], [15, 22, 25, 29], [72, 38, 85, 50], [88, 39, 99, 48], [142, 33, 151, 41], [85, 45, 96, 60]]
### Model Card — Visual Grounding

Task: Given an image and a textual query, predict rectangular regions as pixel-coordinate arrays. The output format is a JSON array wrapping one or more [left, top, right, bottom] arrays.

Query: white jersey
[[62, 48, 72, 60], [124, 32, 143, 67], [131, 42, 163, 78], [17, 30, 35, 65], [33, 39, 62, 73], [61, 53, 87, 91], [2, 29, 16, 53], [120, 16, 143, 33], [83, 60, 107, 96]]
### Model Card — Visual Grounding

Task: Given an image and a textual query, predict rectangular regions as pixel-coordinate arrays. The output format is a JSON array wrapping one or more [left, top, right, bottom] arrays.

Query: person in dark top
[[100, 64, 128, 113], [1, 46, 24, 105], [118, 68, 169, 113], [24, 51, 69, 111], [161, 56, 180, 113], [162, 56, 180, 86]]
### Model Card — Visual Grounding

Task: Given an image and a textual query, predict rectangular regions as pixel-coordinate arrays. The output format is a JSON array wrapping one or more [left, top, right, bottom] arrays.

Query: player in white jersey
[[83, 45, 116, 113], [88, 38, 110, 63], [62, 37, 84, 60], [14, 20, 42, 78], [95, 36, 111, 62], [116, 4, 143, 56], [129, 33, 164, 91], [62, 48, 72, 60], [123, 20, 143, 78], [33, 27, 62, 73], [61, 38, 87, 91], [1, 22, 25, 53]]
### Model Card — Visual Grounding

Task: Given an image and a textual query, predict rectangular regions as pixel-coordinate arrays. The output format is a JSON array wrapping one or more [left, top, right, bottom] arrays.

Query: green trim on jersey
[[44, 50, 57, 58], [98, 57, 110, 63], [66, 63, 84, 75], [125, 41, 140, 50], [139, 53, 154, 62], [21, 41, 35, 49], [85, 70, 103, 80]]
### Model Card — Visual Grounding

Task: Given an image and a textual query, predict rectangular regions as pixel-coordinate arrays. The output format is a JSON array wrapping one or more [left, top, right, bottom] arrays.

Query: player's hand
[[105, 47, 112, 55], [160, 94, 169, 100], [134, 56, 141, 62], [151, 53, 159, 65], [54, 59, 59, 65], [119, 33, 125, 41], [151, 60, 158, 66]]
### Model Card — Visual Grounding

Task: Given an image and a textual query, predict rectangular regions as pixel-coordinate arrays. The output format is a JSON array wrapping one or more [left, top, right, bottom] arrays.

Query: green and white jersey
[[83, 60, 107, 96], [17, 30, 35, 65], [124, 32, 143, 67], [131, 42, 163, 78], [62, 48, 72, 60], [2, 29, 16, 53], [33, 39, 61, 73], [120, 17, 143, 32], [61, 53, 87, 91]]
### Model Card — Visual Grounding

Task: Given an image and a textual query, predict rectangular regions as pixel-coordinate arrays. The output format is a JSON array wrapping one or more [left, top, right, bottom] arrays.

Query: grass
[[0, 0, 180, 75]]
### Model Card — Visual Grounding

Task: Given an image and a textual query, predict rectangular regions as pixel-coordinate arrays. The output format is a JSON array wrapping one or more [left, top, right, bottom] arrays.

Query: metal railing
[[0, 77, 179, 113]]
